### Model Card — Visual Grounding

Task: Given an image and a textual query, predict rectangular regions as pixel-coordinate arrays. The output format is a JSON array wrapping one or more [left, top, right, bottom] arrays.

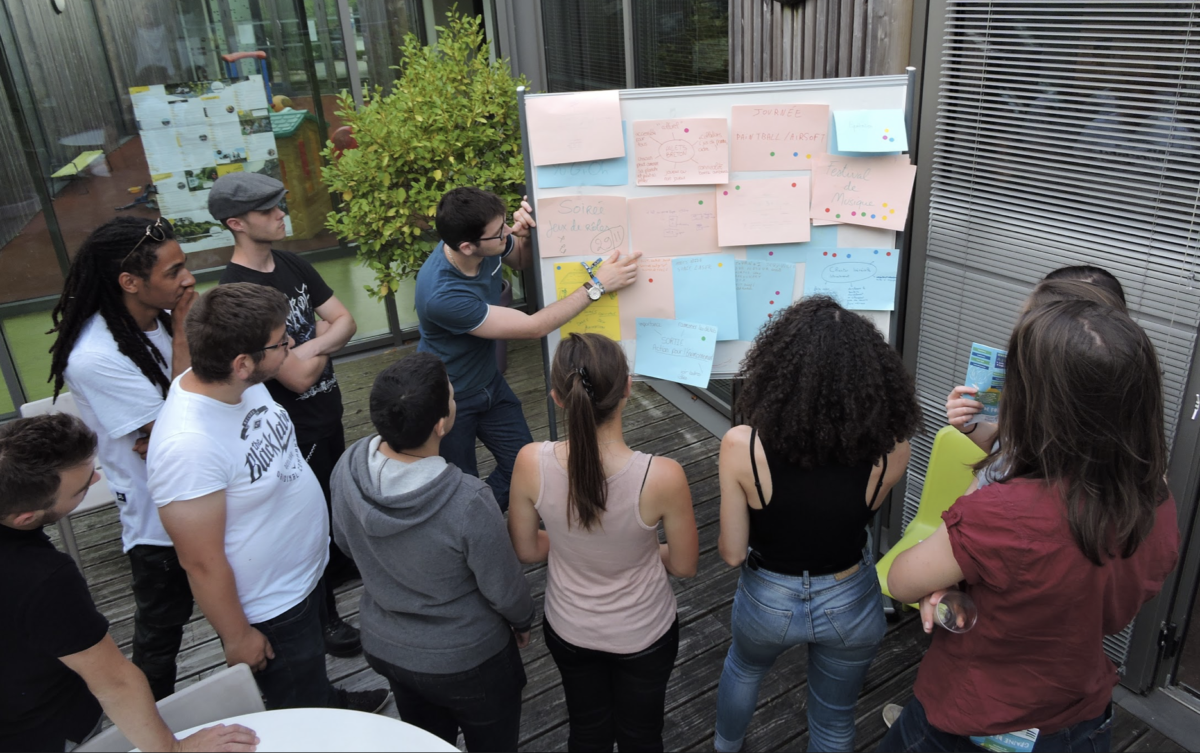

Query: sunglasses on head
[[121, 217, 173, 269]]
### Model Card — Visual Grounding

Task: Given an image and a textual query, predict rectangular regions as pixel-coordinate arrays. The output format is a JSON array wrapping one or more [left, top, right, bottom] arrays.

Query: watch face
[[588, 286, 601, 300]]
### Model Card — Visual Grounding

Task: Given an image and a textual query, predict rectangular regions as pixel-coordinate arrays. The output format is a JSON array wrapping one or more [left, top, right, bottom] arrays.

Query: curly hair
[[736, 296, 922, 468], [48, 217, 176, 400]]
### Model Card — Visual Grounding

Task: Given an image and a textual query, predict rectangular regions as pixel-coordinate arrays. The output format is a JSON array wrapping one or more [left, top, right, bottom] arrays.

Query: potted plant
[[321, 10, 530, 336]]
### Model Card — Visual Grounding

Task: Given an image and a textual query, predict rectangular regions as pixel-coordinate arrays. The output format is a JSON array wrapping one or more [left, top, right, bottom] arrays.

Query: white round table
[[169, 708, 458, 752]]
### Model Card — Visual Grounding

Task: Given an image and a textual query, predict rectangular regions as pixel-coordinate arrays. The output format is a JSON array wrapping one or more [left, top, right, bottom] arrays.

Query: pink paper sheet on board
[[525, 91, 625, 166], [618, 256, 675, 341], [633, 119, 729, 185], [715, 176, 812, 246], [809, 154, 916, 230], [628, 192, 721, 257], [730, 103, 829, 171], [536, 195, 628, 258]]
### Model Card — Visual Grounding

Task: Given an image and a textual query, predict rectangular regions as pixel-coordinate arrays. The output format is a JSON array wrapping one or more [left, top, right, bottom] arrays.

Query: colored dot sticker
[[886, 251, 892, 256], [767, 313, 772, 318], [701, 335, 706, 340], [648, 278, 654, 283], [889, 137, 895, 142], [718, 262, 723, 267], [791, 182, 797, 187], [735, 185, 741, 190], [556, 265, 562, 270], [871, 214, 876, 219], [768, 251, 774, 256], [835, 213, 841, 218], [891, 208, 896, 213], [698, 200, 704, 205], [823, 251, 829, 256], [882, 135, 889, 140], [883, 216, 889, 221], [684, 128, 690, 133], [770, 151, 775, 156], [769, 300, 775, 305], [851, 211, 857, 216], [793, 152, 799, 157], [825, 208, 831, 213], [874, 250, 879, 254], [832, 253, 838, 257], [882, 203, 888, 208], [723, 191, 728, 195], [775, 290, 780, 295], [885, 128, 890, 133], [806, 153, 812, 159]]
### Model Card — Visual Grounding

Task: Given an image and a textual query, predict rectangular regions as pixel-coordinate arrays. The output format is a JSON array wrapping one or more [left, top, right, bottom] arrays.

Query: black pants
[[365, 637, 527, 752], [252, 584, 339, 710], [544, 617, 680, 753], [127, 544, 195, 700], [298, 428, 355, 622]]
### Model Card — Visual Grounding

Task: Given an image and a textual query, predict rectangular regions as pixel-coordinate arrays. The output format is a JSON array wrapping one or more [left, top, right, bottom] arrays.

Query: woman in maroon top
[[880, 299, 1179, 752]]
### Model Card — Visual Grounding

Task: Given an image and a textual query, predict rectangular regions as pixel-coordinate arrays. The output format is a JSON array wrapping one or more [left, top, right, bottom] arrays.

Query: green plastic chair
[[876, 425, 987, 603]]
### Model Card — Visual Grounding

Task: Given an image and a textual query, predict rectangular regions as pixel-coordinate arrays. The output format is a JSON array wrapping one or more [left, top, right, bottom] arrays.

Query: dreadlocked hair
[[48, 217, 176, 400]]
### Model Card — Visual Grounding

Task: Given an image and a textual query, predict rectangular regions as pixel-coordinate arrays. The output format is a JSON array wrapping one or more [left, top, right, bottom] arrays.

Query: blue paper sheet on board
[[672, 254, 739, 341], [803, 248, 899, 310], [537, 121, 631, 188], [833, 110, 909, 152], [634, 318, 718, 388], [828, 117, 903, 157], [743, 224, 839, 263], [735, 260, 795, 341]]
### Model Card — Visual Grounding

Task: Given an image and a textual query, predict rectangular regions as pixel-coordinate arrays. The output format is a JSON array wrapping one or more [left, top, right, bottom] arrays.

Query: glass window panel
[[352, 0, 423, 92], [541, 0, 627, 92], [311, 255, 391, 339], [632, 0, 728, 88], [3, 310, 56, 405]]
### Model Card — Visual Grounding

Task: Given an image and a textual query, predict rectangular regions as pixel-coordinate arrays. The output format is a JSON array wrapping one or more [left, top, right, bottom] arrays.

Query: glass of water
[[935, 590, 978, 633]]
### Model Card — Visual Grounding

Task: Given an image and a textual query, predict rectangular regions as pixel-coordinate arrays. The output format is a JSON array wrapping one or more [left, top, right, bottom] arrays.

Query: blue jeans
[[877, 698, 1114, 752], [252, 584, 338, 710], [439, 370, 533, 512], [714, 551, 886, 753]]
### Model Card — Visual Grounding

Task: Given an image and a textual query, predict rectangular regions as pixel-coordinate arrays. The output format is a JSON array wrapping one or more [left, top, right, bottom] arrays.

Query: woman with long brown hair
[[508, 333, 698, 752], [882, 299, 1180, 751]]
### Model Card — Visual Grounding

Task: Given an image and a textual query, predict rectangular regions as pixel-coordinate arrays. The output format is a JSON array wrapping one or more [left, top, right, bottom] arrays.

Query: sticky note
[[634, 318, 718, 388], [526, 90, 625, 166], [809, 155, 916, 230], [634, 119, 729, 185], [672, 254, 739, 340], [554, 262, 621, 339], [735, 260, 795, 341], [743, 224, 839, 262], [803, 248, 899, 310], [833, 109, 908, 153], [730, 103, 829, 171], [536, 196, 628, 258], [628, 193, 720, 257], [618, 256, 675, 341], [715, 177, 811, 247], [537, 121, 631, 188]]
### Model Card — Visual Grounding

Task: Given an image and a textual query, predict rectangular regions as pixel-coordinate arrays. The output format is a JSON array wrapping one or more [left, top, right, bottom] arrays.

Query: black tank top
[[745, 427, 886, 576]]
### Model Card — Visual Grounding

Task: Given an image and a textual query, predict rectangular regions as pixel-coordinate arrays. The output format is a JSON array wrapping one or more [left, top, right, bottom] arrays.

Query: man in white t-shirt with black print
[[47, 216, 198, 701], [147, 283, 387, 713]]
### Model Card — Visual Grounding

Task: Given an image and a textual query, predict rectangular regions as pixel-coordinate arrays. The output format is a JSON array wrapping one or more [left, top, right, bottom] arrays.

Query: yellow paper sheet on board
[[554, 261, 621, 341]]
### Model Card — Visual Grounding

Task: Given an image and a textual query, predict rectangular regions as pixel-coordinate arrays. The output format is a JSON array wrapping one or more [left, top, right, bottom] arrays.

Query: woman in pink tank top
[[509, 333, 699, 752]]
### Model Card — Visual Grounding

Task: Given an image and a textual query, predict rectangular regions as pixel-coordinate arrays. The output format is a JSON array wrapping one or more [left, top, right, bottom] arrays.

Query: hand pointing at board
[[595, 250, 642, 293]]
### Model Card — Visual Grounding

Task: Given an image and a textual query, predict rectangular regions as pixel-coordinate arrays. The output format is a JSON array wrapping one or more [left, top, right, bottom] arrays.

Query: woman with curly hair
[[713, 296, 921, 753]]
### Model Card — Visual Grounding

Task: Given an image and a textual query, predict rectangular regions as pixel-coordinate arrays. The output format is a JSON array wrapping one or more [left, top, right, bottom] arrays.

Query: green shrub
[[321, 10, 530, 297]]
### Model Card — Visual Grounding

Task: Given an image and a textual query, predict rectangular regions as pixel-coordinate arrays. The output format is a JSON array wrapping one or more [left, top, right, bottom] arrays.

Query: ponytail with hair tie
[[575, 366, 596, 401]]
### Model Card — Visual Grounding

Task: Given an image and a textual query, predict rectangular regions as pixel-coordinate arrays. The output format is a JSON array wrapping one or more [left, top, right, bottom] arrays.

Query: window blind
[[909, 0, 1200, 672], [541, 0, 627, 92]]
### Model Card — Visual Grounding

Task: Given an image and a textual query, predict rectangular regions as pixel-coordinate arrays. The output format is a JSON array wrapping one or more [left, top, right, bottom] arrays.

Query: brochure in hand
[[965, 342, 1006, 425]]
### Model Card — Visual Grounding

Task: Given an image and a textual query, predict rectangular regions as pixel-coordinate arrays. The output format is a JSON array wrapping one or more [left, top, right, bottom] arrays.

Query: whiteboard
[[519, 75, 909, 380]]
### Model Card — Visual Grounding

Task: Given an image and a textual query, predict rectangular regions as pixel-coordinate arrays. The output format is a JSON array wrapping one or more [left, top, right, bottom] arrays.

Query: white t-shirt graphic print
[[63, 313, 174, 551], [147, 375, 328, 624]]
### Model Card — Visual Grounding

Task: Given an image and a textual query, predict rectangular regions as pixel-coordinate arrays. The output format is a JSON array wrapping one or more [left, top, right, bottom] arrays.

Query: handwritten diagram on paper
[[554, 262, 622, 339], [628, 193, 720, 257], [730, 104, 829, 171], [618, 257, 675, 341], [634, 119, 729, 185], [526, 90, 626, 166], [736, 260, 795, 342], [832, 110, 908, 153], [715, 177, 811, 246], [634, 318, 718, 388], [536, 196, 628, 258], [537, 121, 631, 188], [803, 248, 899, 310], [809, 155, 916, 230], [673, 254, 739, 340], [743, 224, 839, 262]]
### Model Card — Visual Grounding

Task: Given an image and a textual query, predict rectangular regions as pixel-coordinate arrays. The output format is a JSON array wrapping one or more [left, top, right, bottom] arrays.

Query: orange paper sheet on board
[[618, 256, 675, 341], [730, 104, 829, 171], [536, 195, 628, 258], [715, 177, 812, 247], [633, 119, 729, 185], [628, 192, 721, 257], [526, 91, 625, 167], [809, 154, 916, 230]]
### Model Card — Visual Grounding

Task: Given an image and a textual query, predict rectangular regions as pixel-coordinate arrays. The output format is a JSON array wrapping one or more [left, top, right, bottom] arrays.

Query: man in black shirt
[[210, 173, 361, 659], [0, 413, 257, 753]]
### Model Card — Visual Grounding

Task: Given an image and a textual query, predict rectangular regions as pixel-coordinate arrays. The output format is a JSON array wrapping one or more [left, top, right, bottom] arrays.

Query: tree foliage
[[321, 11, 529, 297]]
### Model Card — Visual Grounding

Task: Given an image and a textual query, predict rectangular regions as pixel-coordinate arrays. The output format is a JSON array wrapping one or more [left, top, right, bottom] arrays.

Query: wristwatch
[[583, 281, 602, 301]]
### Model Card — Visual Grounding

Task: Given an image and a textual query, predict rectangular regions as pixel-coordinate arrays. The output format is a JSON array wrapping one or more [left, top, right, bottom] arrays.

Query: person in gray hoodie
[[331, 352, 534, 752]]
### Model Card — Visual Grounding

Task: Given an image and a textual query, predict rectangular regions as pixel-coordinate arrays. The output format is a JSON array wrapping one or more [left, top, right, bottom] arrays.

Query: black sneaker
[[323, 615, 362, 658], [337, 687, 391, 714]]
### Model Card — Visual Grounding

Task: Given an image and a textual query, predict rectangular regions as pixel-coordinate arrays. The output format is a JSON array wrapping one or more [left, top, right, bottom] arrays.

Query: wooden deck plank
[[69, 338, 1164, 751]]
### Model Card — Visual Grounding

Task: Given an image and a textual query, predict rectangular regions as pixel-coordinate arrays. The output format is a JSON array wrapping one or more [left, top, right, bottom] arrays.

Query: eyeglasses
[[121, 217, 172, 268], [254, 336, 291, 354], [477, 215, 512, 243]]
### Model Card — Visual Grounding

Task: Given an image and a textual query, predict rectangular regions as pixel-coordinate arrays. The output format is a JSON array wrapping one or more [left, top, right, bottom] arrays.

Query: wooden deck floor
[[63, 338, 1183, 752]]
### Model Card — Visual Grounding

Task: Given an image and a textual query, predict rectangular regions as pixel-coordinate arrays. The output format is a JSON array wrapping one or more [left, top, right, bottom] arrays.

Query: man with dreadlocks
[[47, 216, 198, 701]]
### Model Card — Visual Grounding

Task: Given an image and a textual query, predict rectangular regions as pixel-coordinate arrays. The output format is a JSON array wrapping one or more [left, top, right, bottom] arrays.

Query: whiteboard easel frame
[[517, 74, 915, 442]]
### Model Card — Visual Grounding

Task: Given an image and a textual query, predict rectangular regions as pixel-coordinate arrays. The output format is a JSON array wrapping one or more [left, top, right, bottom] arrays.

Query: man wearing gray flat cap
[[210, 172, 362, 660]]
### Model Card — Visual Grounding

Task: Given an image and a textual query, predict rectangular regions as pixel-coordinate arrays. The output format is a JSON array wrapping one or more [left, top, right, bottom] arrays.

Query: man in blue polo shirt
[[414, 187, 640, 511]]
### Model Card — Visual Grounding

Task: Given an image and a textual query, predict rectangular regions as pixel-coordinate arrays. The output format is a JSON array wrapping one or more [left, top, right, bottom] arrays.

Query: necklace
[[444, 246, 475, 277]]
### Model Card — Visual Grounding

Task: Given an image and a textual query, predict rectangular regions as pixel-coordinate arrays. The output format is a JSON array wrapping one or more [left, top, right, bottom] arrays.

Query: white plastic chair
[[75, 663, 265, 752], [18, 393, 118, 571]]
